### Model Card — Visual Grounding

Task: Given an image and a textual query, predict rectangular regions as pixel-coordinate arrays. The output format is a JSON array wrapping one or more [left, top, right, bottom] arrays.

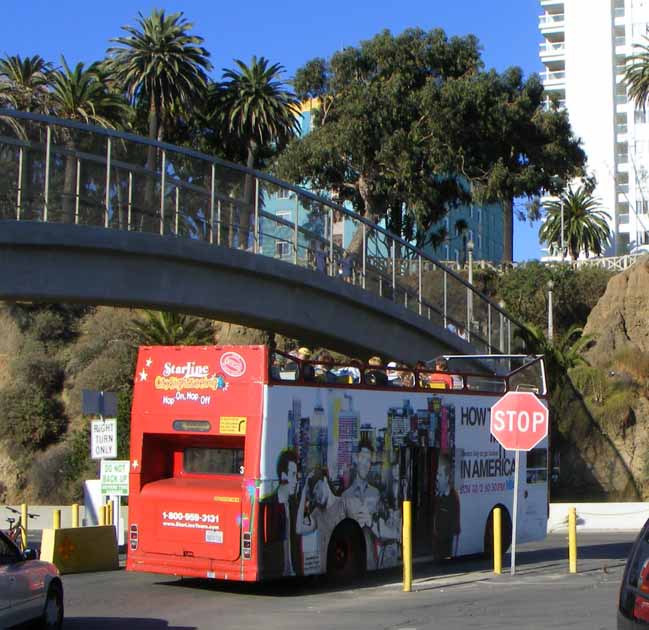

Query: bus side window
[[526, 448, 548, 484]]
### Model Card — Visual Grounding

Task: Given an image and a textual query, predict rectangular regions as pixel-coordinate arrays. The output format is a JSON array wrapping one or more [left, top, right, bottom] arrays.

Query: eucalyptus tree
[[48, 58, 129, 222], [423, 67, 586, 264], [539, 185, 611, 259], [277, 29, 585, 264], [212, 56, 300, 248], [275, 28, 480, 255]]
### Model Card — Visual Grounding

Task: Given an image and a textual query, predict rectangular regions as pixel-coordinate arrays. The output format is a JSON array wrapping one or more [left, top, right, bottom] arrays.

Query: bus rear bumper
[[126, 553, 259, 582]]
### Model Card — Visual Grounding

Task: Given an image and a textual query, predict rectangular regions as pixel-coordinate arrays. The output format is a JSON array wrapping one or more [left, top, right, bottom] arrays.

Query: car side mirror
[[22, 548, 37, 561]]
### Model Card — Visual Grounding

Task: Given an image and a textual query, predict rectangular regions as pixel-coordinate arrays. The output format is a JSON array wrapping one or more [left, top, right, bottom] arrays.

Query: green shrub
[[60, 424, 94, 500], [116, 390, 132, 460], [594, 387, 637, 435], [7, 303, 88, 344], [0, 385, 67, 450], [10, 339, 64, 396], [569, 366, 608, 403], [497, 263, 613, 336]]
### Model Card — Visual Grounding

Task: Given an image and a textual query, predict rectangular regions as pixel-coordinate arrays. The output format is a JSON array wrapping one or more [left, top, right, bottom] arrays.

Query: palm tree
[[130, 311, 215, 346], [106, 9, 210, 145], [215, 56, 300, 248], [515, 323, 591, 389], [539, 186, 611, 259], [48, 58, 129, 222], [0, 54, 51, 112], [106, 9, 211, 221], [625, 37, 649, 109]]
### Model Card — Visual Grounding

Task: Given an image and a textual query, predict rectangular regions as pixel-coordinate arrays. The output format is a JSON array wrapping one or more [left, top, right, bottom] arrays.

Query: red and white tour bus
[[126, 345, 549, 582]]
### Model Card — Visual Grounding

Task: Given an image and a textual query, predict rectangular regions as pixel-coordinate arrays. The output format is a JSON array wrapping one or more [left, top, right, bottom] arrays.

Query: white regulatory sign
[[100, 459, 130, 496], [91, 418, 117, 460]]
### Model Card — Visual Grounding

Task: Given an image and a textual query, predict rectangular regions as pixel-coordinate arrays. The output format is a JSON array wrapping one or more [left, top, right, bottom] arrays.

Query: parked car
[[0, 529, 63, 629], [619, 519, 649, 628]]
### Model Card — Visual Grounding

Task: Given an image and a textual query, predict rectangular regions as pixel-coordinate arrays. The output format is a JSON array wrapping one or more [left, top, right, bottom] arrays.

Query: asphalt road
[[59, 532, 636, 630]]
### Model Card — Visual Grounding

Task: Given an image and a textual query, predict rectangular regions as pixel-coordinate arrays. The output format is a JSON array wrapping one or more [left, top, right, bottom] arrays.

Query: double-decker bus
[[126, 345, 548, 582]]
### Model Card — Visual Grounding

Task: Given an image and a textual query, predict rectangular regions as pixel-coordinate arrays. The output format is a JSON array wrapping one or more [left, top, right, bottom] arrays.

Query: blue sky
[[3, 0, 545, 260]]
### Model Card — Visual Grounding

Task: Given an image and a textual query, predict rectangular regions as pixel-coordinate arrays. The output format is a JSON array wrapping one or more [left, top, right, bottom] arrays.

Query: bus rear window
[[183, 447, 244, 475]]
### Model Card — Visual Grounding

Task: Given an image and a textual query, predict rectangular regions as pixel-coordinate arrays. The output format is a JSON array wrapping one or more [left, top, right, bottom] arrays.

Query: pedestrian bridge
[[0, 109, 525, 362]]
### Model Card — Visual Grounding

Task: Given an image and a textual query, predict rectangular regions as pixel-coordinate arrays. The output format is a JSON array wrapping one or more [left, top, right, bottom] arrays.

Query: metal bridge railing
[[0, 109, 527, 355]]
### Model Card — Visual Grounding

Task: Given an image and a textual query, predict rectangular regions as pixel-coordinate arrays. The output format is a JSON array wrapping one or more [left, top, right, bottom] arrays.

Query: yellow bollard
[[71, 503, 79, 528], [99, 505, 106, 527], [403, 500, 412, 592], [493, 507, 502, 575], [568, 507, 577, 573], [53, 509, 61, 530], [21, 503, 28, 549]]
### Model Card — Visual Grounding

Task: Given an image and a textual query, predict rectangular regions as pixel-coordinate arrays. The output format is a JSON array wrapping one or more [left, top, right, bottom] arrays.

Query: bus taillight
[[130, 524, 138, 551], [243, 532, 252, 559]]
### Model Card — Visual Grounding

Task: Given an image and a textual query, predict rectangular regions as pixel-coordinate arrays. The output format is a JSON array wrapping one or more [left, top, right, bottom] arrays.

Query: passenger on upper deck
[[416, 360, 432, 387], [314, 351, 337, 384], [427, 357, 454, 390], [365, 356, 388, 387], [293, 347, 315, 382]]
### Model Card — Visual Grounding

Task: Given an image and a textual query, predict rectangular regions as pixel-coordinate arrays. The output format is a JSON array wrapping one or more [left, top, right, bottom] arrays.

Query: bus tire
[[326, 520, 366, 582], [483, 505, 512, 558]]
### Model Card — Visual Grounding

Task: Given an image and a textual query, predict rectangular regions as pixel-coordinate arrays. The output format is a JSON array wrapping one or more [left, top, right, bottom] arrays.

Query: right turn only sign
[[490, 391, 548, 452]]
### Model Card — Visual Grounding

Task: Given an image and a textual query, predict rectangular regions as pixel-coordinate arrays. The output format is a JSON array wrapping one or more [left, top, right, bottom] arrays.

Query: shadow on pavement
[[151, 539, 634, 597], [64, 619, 195, 630], [512, 540, 633, 566]]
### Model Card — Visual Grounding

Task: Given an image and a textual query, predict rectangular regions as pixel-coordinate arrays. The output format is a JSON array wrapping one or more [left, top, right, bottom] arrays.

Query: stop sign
[[490, 391, 548, 451]]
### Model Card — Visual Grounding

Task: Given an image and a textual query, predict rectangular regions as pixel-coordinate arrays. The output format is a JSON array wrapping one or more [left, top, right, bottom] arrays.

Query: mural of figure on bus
[[370, 462, 402, 568], [296, 468, 347, 573], [343, 440, 380, 528], [260, 448, 302, 577], [432, 453, 461, 560]]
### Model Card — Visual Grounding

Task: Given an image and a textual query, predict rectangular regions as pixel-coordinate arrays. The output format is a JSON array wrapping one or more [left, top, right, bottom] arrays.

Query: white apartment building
[[539, 0, 649, 255]]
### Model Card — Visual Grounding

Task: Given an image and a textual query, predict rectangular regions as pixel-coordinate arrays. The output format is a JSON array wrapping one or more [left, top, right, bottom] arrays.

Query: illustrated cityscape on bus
[[260, 389, 459, 577]]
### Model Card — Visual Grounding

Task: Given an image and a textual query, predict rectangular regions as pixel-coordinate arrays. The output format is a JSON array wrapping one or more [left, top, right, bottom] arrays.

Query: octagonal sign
[[490, 391, 548, 451]]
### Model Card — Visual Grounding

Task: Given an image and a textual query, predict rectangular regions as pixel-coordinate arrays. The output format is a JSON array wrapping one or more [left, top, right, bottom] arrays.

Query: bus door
[[138, 436, 244, 564], [400, 446, 435, 557], [521, 445, 549, 540]]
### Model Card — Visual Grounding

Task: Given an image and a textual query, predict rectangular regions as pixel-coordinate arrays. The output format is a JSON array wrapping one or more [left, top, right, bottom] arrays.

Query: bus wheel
[[483, 505, 512, 558], [326, 520, 365, 582]]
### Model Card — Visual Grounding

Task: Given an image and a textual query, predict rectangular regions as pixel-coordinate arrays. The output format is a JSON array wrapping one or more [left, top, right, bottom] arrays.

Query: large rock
[[584, 256, 649, 365]]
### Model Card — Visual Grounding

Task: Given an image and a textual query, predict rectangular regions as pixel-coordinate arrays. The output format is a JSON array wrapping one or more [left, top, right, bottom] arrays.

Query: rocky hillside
[[566, 256, 649, 500], [584, 257, 649, 361]]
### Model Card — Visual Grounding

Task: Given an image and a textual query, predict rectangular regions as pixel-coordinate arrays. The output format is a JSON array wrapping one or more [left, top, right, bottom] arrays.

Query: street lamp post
[[547, 280, 554, 340], [499, 300, 506, 353], [467, 240, 474, 341], [559, 197, 566, 262]]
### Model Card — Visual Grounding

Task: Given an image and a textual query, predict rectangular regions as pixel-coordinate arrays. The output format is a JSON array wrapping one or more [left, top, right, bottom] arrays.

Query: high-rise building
[[539, 0, 649, 255]]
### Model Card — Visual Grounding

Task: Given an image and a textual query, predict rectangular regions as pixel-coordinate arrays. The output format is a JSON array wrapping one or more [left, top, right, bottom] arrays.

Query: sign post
[[84, 390, 122, 541], [100, 460, 130, 546], [490, 391, 549, 576], [90, 419, 117, 460]]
